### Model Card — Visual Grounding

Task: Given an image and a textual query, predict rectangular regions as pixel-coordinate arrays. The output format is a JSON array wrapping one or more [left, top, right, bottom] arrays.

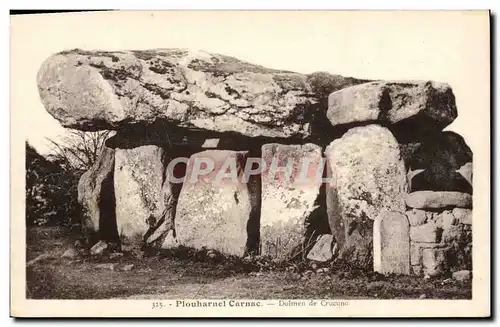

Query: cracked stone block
[[114, 145, 176, 247]]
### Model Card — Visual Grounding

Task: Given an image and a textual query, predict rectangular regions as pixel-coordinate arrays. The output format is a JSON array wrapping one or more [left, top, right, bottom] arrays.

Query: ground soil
[[26, 226, 471, 300]]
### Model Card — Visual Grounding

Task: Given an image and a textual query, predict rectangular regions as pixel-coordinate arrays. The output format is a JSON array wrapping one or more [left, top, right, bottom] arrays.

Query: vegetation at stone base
[[27, 226, 471, 300], [25, 130, 111, 226]]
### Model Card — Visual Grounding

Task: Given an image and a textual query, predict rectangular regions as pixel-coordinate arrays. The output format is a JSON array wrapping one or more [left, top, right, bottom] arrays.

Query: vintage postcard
[[10, 10, 490, 317]]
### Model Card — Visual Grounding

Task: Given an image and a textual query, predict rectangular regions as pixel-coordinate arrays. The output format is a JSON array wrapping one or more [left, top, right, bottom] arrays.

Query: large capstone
[[325, 124, 407, 269], [175, 150, 258, 256], [77, 145, 118, 243], [260, 143, 325, 260], [36, 49, 370, 140]]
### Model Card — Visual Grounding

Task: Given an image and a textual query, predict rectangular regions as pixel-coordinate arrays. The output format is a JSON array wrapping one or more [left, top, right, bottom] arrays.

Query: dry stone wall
[[40, 48, 472, 275]]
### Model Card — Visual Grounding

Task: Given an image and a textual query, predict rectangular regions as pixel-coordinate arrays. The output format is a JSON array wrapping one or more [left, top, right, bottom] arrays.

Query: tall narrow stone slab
[[260, 143, 323, 260], [175, 150, 254, 256], [78, 145, 117, 243], [373, 211, 410, 275], [114, 145, 176, 246], [325, 124, 407, 269]]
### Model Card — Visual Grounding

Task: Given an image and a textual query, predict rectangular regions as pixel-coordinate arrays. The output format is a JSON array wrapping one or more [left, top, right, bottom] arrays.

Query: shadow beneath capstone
[[99, 163, 120, 244], [104, 120, 314, 151]]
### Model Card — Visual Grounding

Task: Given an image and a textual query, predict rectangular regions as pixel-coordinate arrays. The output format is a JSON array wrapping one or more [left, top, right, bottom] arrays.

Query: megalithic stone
[[373, 211, 410, 275], [260, 143, 323, 260], [36, 49, 367, 140], [175, 150, 254, 256], [114, 145, 177, 247], [77, 144, 118, 244], [327, 80, 457, 129], [37, 49, 457, 142], [325, 124, 407, 270]]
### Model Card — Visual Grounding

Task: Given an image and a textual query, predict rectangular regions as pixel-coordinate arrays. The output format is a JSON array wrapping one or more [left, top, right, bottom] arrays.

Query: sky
[[10, 11, 490, 155]]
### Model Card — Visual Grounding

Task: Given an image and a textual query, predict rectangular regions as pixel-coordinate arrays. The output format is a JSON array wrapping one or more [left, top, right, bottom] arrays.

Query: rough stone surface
[[406, 132, 473, 193], [90, 240, 108, 255], [114, 145, 176, 246], [373, 211, 410, 275], [260, 143, 323, 259], [109, 252, 124, 259], [441, 225, 465, 243], [422, 247, 449, 276], [175, 150, 254, 256], [37, 49, 367, 140], [440, 210, 457, 229], [410, 242, 421, 266], [452, 270, 472, 282], [122, 264, 135, 271], [160, 229, 179, 248], [453, 208, 472, 225], [325, 125, 407, 269], [410, 222, 441, 243], [456, 162, 473, 186], [405, 191, 472, 209], [77, 145, 117, 242], [327, 81, 457, 129], [306, 234, 334, 262], [433, 214, 444, 229], [406, 209, 428, 226]]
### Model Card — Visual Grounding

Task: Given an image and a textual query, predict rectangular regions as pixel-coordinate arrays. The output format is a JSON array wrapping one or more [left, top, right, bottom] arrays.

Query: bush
[[25, 142, 82, 226]]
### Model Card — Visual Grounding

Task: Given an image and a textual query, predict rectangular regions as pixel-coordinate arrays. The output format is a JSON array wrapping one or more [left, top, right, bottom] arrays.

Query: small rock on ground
[[122, 264, 134, 271], [441, 278, 453, 285], [452, 270, 472, 282], [61, 247, 79, 259], [94, 263, 118, 271], [90, 240, 109, 255], [109, 252, 124, 259]]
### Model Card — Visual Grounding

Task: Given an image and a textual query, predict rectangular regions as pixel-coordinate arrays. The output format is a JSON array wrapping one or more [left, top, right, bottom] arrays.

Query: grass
[[26, 226, 471, 300]]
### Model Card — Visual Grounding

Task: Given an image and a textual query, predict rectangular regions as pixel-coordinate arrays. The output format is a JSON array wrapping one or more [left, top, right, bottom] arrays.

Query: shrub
[[25, 142, 82, 226]]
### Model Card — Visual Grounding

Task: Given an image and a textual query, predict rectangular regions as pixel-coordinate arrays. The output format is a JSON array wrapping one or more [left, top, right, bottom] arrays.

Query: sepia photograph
[[10, 10, 490, 317]]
